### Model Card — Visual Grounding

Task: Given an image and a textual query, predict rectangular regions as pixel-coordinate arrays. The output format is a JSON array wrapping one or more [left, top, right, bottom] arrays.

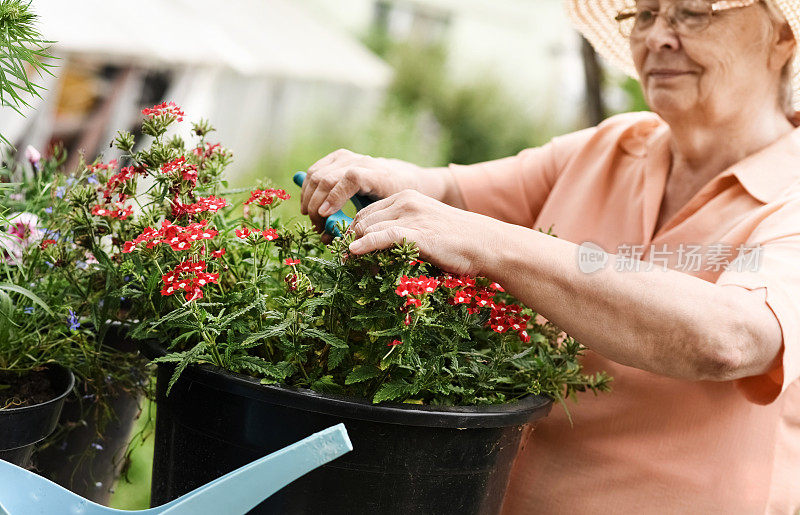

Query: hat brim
[[564, 0, 800, 109]]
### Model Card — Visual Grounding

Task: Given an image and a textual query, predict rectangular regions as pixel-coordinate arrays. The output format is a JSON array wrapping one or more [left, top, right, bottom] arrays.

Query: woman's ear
[[768, 21, 796, 70]]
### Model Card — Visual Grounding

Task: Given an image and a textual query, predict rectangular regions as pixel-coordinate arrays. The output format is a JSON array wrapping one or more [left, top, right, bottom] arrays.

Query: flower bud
[[25, 145, 41, 170]]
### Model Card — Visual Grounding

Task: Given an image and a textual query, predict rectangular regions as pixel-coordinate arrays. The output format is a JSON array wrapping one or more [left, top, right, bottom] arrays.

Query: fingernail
[[319, 201, 331, 216]]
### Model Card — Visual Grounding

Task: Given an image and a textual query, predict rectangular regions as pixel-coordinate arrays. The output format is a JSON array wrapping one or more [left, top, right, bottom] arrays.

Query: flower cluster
[[244, 188, 290, 207], [395, 275, 439, 308], [488, 302, 531, 343], [236, 226, 280, 241], [160, 157, 198, 187], [192, 142, 223, 159], [142, 101, 185, 121], [123, 220, 217, 253], [160, 259, 219, 301], [91, 204, 133, 220], [172, 195, 228, 217]]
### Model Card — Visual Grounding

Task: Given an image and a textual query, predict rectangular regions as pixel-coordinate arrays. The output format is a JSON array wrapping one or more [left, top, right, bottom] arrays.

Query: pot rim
[[0, 363, 75, 414], [143, 339, 554, 428]]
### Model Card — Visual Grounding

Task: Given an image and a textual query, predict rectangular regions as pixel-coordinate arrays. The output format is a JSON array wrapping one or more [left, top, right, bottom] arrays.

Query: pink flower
[[235, 227, 251, 239], [25, 145, 41, 168], [142, 101, 185, 121]]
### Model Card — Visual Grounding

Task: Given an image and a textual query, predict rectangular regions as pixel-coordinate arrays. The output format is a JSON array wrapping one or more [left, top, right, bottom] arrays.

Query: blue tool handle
[[293, 171, 376, 237]]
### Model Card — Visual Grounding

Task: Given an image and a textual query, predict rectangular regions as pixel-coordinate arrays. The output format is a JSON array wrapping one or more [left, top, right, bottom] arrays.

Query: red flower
[[142, 101, 185, 121], [92, 203, 133, 220], [262, 228, 279, 241], [442, 274, 476, 289], [192, 142, 223, 159], [387, 339, 403, 347], [40, 239, 56, 249], [160, 259, 219, 301], [123, 220, 216, 253], [519, 330, 531, 343], [160, 157, 198, 187], [405, 298, 422, 308], [284, 258, 300, 266], [489, 282, 505, 292], [87, 159, 118, 174], [244, 188, 291, 207], [235, 227, 251, 239], [172, 195, 228, 217], [211, 248, 226, 258]]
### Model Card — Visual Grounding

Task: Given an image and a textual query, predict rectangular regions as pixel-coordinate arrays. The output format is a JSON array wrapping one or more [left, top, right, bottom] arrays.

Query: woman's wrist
[[418, 166, 466, 209]]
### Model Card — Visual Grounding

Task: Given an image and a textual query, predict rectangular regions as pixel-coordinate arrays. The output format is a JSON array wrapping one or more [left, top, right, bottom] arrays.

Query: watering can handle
[[293, 171, 376, 237]]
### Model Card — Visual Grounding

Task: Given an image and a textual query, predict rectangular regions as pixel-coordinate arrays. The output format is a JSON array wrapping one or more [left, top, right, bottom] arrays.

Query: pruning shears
[[292, 171, 377, 237]]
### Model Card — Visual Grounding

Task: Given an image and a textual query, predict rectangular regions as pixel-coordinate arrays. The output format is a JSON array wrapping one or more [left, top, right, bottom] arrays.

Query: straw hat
[[564, 0, 800, 108]]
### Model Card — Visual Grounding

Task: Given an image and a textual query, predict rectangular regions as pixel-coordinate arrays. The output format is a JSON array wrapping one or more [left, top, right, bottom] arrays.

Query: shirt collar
[[643, 113, 800, 204]]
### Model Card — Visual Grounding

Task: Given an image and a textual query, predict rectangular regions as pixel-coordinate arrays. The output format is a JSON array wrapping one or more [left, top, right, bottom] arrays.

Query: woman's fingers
[[348, 226, 406, 255], [301, 150, 364, 217], [320, 167, 376, 218], [350, 207, 400, 238]]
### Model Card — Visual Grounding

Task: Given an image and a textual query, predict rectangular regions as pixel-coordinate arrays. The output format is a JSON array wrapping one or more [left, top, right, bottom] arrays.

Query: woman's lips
[[648, 70, 693, 79]]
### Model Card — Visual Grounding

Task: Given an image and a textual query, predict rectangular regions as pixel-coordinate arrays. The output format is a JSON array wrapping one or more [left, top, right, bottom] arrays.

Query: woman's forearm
[[480, 223, 783, 381]]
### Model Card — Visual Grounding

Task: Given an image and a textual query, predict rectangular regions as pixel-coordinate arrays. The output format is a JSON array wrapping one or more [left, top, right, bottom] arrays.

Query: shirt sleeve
[[448, 126, 598, 228], [715, 196, 800, 405]]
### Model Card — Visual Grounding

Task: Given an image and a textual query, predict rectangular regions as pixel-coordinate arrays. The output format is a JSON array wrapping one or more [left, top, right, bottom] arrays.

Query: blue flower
[[66, 178, 76, 186], [24, 307, 34, 314], [44, 207, 53, 214], [87, 175, 99, 185], [67, 309, 80, 331], [56, 186, 66, 199]]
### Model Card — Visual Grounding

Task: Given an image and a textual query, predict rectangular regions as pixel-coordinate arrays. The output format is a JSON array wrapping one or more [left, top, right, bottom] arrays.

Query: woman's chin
[[645, 93, 695, 118]]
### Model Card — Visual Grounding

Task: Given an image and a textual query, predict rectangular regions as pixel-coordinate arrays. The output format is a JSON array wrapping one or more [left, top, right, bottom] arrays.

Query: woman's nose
[[644, 15, 681, 52]]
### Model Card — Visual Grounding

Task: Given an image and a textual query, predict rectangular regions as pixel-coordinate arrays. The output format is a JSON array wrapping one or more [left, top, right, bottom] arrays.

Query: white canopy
[[33, 0, 392, 89]]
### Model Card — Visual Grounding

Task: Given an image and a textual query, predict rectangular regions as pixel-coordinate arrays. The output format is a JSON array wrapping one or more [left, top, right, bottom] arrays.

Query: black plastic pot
[[32, 325, 145, 504], [143, 340, 552, 514], [0, 364, 75, 467]]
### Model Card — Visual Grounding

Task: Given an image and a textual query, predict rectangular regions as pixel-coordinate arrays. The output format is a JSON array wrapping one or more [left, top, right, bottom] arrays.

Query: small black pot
[[32, 324, 145, 504], [0, 364, 75, 467], [143, 340, 552, 515]]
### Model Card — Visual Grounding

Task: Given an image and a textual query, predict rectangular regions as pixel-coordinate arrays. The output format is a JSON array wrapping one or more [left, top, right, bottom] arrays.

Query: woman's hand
[[301, 149, 429, 242], [346, 189, 498, 277]]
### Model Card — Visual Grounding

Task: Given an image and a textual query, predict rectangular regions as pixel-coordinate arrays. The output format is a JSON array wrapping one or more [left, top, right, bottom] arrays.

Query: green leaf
[[153, 342, 208, 395], [0, 283, 54, 316], [345, 366, 382, 385], [304, 328, 348, 349], [237, 317, 293, 347], [327, 346, 348, 370], [373, 378, 410, 403], [311, 375, 341, 394]]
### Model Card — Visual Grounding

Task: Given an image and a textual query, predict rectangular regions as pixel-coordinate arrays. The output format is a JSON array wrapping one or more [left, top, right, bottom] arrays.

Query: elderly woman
[[300, 0, 800, 512]]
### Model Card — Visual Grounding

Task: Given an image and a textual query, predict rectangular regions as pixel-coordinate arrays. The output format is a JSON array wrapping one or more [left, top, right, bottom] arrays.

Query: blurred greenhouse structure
[[2, 0, 393, 175]]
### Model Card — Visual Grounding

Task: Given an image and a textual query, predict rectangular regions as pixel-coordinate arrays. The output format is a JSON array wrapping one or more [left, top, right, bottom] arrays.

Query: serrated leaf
[[311, 375, 341, 394], [345, 366, 381, 385], [372, 378, 410, 403], [327, 346, 348, 370], [304, 328, 348, 349]]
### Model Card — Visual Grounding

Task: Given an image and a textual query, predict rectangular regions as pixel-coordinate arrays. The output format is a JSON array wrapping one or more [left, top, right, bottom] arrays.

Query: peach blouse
[[450, 112, 800, 514]]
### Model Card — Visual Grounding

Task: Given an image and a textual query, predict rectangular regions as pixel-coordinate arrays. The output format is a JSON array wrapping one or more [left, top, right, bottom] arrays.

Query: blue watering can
[[292, 171, 376, 237], [0, 423, 352, 515]]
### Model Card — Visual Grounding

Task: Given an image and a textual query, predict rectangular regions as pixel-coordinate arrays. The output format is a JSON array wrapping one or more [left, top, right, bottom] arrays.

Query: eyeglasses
[[615, 0, 759, 38]]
